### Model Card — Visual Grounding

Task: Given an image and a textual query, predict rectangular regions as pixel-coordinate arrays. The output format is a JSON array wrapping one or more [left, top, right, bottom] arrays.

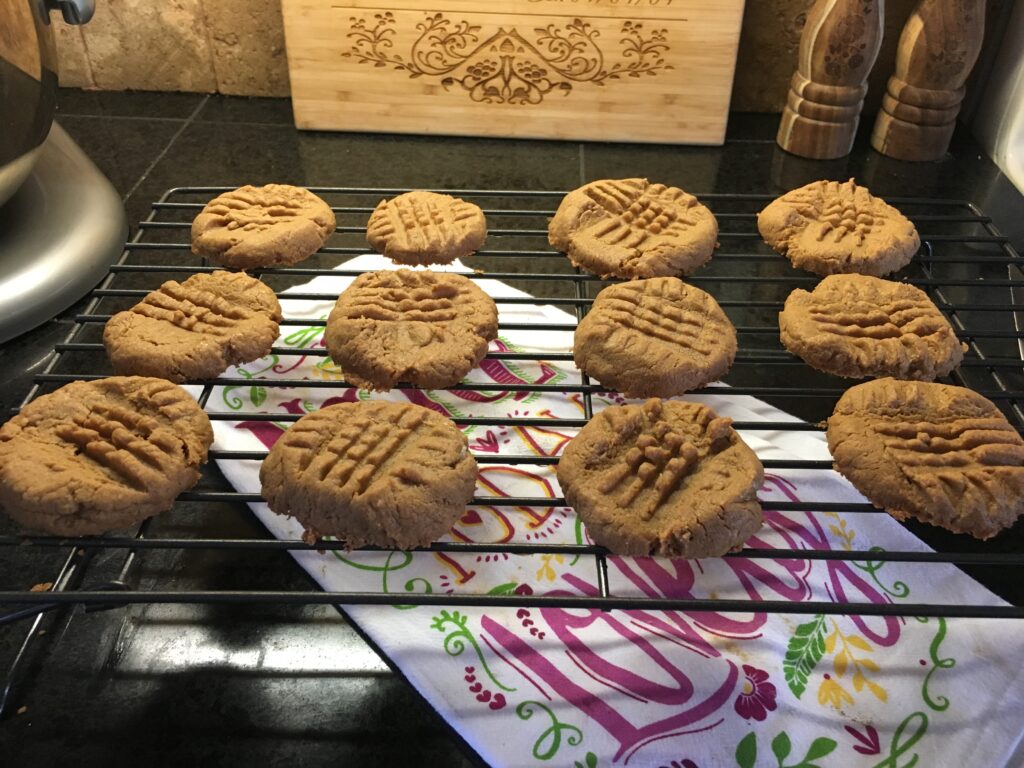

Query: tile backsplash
[[54, 0, 288, 97]]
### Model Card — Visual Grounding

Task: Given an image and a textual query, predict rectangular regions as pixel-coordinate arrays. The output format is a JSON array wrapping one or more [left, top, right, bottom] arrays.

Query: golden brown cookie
[[104, 271, 283, 383], [260, 401, 478, 549], [548, 178, 718, 279], [0, 377, 213, 536], [366, 191, 487, 266], [574, 277, 736, 398], [780, 275, 965, 381], [758, 179, 920, 276], [827, 378, 1024, 539], [324, 269, 499, 391], [191, 184, 336, 269], [556, 398, 764, 557]]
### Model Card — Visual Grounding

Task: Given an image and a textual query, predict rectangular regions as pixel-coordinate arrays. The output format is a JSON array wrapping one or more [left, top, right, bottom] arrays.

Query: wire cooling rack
[[3, 185, 1024, 711]]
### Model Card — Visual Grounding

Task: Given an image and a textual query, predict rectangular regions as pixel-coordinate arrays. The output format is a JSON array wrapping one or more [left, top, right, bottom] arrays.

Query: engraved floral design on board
[[342, 12, 673, 105]]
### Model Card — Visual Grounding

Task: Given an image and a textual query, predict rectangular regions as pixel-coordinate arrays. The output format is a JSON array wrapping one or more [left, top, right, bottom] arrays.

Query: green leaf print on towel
[[783, 614, 828, 698]]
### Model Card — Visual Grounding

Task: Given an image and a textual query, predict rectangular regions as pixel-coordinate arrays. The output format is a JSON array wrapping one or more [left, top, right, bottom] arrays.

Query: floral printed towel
[[209, 254, 1024, 768]]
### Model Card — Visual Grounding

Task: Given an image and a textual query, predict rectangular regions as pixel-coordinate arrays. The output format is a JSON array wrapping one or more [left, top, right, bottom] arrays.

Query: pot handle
[[37, 0, 95, 25]]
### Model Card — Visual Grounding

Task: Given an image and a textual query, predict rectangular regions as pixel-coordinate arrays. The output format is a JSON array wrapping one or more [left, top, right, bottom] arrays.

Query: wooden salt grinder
[[777, 0, 885, 160], [871, 0, 985, 161]]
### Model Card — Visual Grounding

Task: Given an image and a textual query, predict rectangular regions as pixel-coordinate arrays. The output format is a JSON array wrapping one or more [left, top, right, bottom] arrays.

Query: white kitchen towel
[[208, 254, 1024, 768]]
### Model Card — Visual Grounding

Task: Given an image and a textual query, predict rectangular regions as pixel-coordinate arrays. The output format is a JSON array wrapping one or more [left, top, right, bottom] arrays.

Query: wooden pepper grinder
[[871, 0, 985, 161], [777, 0, 885, 159]]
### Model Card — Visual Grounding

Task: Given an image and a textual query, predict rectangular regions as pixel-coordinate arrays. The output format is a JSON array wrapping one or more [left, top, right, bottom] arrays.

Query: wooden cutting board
[[282, 0, 745, 144]]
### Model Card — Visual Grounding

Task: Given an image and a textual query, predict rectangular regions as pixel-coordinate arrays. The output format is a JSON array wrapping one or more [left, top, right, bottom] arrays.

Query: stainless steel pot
[[0, 0, 93, 206]]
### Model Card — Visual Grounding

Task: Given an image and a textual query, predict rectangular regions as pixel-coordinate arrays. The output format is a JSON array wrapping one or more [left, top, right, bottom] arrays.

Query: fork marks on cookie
[[56, 405, 180, 491], [596, 280, 716, 354], [367, 191, 486, 265], [585, 181, 703, 251]]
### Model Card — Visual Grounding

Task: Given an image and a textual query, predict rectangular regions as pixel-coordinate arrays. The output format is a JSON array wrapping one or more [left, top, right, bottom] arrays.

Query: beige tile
[[53, 22, 94, 88], [81, 0, 216, 92], [203, 0, 290, 97]]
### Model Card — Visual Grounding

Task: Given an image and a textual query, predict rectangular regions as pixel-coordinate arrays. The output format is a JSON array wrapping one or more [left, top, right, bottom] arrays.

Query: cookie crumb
[[29, 582, 52, 592], [16, 706, 27, 715]]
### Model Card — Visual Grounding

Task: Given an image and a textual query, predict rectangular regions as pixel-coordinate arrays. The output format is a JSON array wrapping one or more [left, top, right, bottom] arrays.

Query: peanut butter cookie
[[325, 269, 498, 391], [0, 377, 213, 536], [827, 378, 1024, 539], [549, 178, 718, 279], [260, 401, 478, 549], [574, 277, 736, 398], [780, 274, 964, 380], [104, 271, 282, 383], [367, 191, 487, 266], [557, 398, 764, 557], [758, 179, 920, 276], [191, 184, 336, 269]]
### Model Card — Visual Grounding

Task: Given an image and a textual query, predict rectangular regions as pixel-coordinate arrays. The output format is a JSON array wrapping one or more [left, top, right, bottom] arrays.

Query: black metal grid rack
[[3, 185, 1024, 715]]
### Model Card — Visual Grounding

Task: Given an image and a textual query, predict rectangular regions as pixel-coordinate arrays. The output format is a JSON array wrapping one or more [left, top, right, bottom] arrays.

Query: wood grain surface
[[776, 0, 884, 160], [871, 0, 985, 161], [282, 0, 744, 144]]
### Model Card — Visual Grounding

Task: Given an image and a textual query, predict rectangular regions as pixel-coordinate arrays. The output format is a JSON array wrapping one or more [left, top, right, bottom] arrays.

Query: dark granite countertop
[[1, 89, 1022, 766]]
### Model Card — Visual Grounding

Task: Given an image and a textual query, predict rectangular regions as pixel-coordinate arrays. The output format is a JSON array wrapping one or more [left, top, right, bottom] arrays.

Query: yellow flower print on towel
[[817, 620, 888, 709]]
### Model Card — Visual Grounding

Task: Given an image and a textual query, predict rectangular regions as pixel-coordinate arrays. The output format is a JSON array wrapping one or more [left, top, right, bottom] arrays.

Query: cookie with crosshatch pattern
[[827, 378, 1024, 539], [556, 398, 764, 557], [548, 178, 718, 279], [779, 274, 965, 381], [260, 401, 478, 549], [366, 190, 487, 265], [191, 184, 336, 270], [574, 277, 736, 398], [324, 269, 498, 391], [104, 271, 282, 383], [0, 377, 212, 536], [757, 179, 920, 276]]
